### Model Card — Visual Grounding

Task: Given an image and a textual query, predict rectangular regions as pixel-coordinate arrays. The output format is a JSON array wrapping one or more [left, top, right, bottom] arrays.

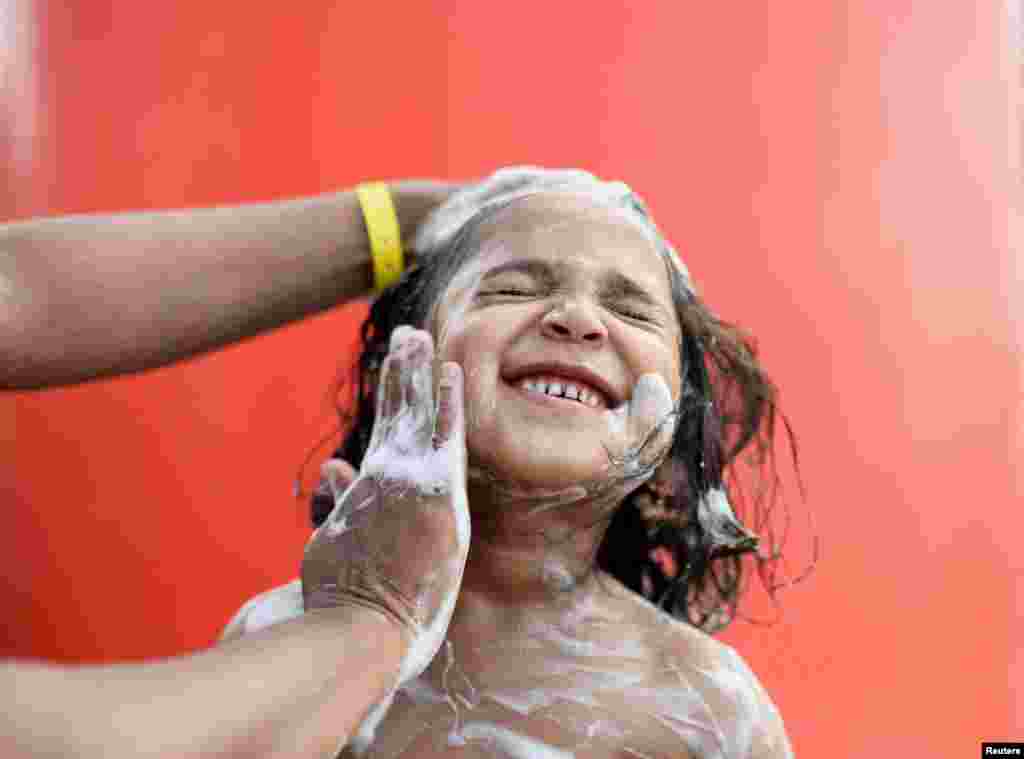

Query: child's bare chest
[[340, 651, 742, 759], [344, 690, 708, 758], [335, 577, 759, 758]]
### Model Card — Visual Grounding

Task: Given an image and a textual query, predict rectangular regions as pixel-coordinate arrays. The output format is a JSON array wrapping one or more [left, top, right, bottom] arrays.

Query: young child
[[223, 167, 798, 758]]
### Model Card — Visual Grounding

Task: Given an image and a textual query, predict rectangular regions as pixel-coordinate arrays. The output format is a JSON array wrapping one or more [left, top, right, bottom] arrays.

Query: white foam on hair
[[412, 166, 696, 296]]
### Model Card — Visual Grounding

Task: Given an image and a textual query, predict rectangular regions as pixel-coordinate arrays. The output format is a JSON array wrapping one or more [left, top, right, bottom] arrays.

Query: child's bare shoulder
[[595, 571, 794, 758], [594, 570, 727, 666]]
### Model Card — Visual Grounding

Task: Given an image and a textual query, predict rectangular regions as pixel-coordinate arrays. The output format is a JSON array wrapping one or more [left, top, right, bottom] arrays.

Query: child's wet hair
[[307, 167, 806, 634]]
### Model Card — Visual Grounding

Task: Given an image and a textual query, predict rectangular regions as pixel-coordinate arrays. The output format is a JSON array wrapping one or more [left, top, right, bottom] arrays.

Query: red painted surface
[[5, 2, 1019, 755]]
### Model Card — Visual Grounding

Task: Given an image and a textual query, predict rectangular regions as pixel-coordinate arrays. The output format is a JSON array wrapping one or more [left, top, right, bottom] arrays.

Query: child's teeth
[[516, 376, 603, 407]]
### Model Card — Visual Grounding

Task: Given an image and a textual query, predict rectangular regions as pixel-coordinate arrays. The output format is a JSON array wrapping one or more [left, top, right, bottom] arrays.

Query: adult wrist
[[346, 179, 459, 296], [308, 599, 413, 661], [390, 180, 460, 255]]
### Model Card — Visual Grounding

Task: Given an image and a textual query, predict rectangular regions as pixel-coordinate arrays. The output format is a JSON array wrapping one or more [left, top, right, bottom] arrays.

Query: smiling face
[[428, 193, 683, 495]]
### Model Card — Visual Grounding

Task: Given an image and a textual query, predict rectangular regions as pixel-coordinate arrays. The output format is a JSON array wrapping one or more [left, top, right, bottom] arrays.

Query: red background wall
[[5, 2, 1020, 756]]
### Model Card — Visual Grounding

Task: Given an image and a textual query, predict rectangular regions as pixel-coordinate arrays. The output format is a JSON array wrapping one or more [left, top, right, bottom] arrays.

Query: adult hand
[[302, 326, 469, 679]]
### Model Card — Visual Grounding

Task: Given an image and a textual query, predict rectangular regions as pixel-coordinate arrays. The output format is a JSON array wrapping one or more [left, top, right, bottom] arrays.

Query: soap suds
[[601, 373, 678, 481], [224, 578, 767, 759], [348, 471, 470, 756], [453, 721, 575, 759], [219, 579, 303, 639]]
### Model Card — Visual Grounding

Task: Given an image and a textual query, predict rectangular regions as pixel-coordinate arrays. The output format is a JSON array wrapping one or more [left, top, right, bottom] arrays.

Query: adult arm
[[0, 180, 457, 391], [0, 605, 406, 759], [0, 331, 467, 758]]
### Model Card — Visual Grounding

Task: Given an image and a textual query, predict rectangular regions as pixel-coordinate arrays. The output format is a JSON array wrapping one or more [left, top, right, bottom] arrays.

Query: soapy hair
[[305, 167, 807, 634]]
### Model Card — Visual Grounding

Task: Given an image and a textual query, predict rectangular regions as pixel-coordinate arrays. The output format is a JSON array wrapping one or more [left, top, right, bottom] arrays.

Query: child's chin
[[471, 450, 611, 491]]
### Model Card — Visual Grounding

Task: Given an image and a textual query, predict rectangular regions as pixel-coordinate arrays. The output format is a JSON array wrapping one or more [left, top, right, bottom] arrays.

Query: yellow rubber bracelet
[[356, 182, 405, 293]]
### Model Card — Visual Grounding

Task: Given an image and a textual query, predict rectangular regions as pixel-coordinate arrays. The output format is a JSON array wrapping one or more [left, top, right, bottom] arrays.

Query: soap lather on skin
[[345, 371, 683, 756], [227, 575, 774, 759], [601, 372, 678, 480], [484, 371, 679, 519], [225, 167, 794, 756], [379, 578, 769, 759], [232, 358, 765, 757], [297, 328, 473, 756]]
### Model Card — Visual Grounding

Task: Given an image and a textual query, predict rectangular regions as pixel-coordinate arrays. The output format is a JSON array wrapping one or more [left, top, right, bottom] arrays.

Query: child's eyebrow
[[480, 258, 666, 310], [480, 259, 558, 286]]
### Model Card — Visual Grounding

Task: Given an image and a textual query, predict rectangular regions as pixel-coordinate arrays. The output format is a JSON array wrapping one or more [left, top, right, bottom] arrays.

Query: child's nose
[[539, 300, 607, 344]]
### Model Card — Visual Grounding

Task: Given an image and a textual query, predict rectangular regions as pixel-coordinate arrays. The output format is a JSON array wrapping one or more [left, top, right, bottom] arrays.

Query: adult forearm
[[0, 180, 456, 391], [0, 605, 405, 759]]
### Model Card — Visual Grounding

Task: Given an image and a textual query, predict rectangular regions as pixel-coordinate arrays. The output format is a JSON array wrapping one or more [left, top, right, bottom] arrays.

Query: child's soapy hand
[[302, 326, 470, 669]]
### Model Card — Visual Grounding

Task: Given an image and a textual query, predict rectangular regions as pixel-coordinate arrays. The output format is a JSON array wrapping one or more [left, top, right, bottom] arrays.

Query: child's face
[[430, 193, 683, 493]]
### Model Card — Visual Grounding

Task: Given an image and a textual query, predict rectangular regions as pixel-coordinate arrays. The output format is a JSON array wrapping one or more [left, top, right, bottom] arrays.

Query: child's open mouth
[[501, 362, 618, 411], [505, 375, 609, 411]]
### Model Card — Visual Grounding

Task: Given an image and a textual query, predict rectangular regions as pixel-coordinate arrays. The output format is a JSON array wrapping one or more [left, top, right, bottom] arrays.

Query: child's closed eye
[[612, 305, 656, 323], [482, 288, 535, 297], [482, 291, 657, 324]]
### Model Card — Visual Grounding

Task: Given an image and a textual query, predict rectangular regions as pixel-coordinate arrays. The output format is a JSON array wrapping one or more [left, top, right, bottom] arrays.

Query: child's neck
[[441, 554, 606, 674], [450, 476, 624, 628]]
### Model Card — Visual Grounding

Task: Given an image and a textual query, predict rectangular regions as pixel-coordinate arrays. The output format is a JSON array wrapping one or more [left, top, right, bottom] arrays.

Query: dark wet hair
[[303, 168, 809, 634]]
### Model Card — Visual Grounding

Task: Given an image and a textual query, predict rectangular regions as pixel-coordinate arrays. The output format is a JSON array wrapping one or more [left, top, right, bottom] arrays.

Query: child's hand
[[301, 327, 469, 679]]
